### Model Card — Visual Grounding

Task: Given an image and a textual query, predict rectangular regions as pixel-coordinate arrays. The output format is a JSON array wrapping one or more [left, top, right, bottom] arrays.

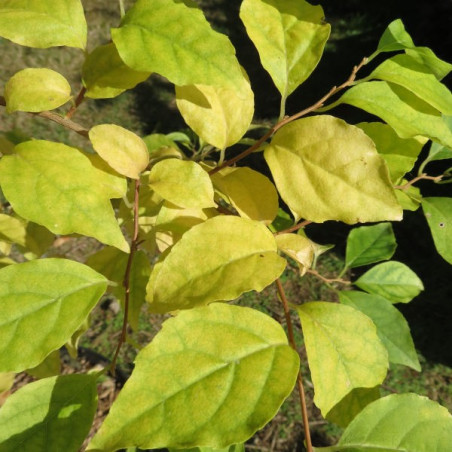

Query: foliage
[[0, 1, 451, 451]]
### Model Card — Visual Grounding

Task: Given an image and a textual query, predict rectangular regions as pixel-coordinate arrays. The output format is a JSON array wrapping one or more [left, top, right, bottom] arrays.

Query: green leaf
[[146, 216, 286, 313], [89, 124, 149, 179], [88, 304, 299, 451], [0, 213, 26, 246], [82, 43, 151, 99], [368, 54, 452, 115], [422, 197, 452, 264], [275, 233, 313, 275], [406, 47, 452, 81], [111, 0, 245, 93], [357, 122, 426, 183], [376, 19, 415, 53], [0, 258, 107, 372], [26, 350, 61, 379], [354, 261, 424, 304], [211, 167, 279, 224], [395, 183, 422, 211], [0, 372, 15, 395], [175, 68, 254, 149], [240, 0, 330, 99], [345, 223, 397, 268], [17, 221, 56, 260], [317, 393, 452, 452], [4, 68, 72, 113], [148, 159, 216, 209], [423, 117, 452, 165], [0, 140, 129, 252], [296, 302, 388, 417], [0, 374, 98, 452], [264, 115, 402, 223], [339, 291, 420, 370], [169, 445, 244, 452], [0, 0, 86, 49], [334, 81, 452, 149]]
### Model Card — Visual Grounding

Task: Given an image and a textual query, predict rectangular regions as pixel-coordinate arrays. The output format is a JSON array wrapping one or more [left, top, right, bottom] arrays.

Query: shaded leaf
[[0, 374, 98, 452], [354, 261, 424, 304], [395, 183, 422, 211], [0, 258, 107, 372], [296, 302, 388, 417], [406, 47, 452, 81], [264, 115, 402, 223], [26, 350, 61, 379], [146, 216, 286, 313], [88, 304, 299, 451]]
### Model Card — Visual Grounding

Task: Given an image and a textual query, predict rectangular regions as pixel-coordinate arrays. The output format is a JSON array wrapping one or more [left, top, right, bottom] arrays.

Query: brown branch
[[276, 279, 313, 452], [65, 86, 87, 119], [274, 220, 312, 235], [394, 173, 443, 191], [0, 95, 89, 138], [209, 57, 368, 175], [307, 268, 351, 286], [110, 178, 141, 375]]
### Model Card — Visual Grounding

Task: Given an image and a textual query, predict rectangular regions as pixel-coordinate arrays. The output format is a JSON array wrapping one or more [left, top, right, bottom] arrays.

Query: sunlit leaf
[[376, 19, 414, 53], [82, 43, 151, 99], [146, 216, 286, 313], [149, 159, 216, 209], [88, 304, 299, 451], [211, 167, 278, 224], [0, 374, 98, 452], [0, 213, 26, 246], [264, 115, 402, 223], [296, 302, 388, 417], [406, 47, 452, 81], [0, 0, 87, 49], [0, 372, 15, 400], [354, 261, 424, 304], [339, 291, 420, 370], [275, 233, 313, 275], [345, 222, 397, 268], [26, 350, 61, 379], [89, 124, 149, 180], [0, 258, 107, 372], [0, 140, 129, 252], [422, 197, 452, 264], [5, 68, 72, 113], [240, 0, 330, 98]]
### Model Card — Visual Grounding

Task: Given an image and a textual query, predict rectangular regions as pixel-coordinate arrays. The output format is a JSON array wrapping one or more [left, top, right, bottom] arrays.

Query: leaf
[[296, 302, 388, 417], [211, 167, 279, 224], [111, 0, 245, 93], [368, 54, 452, 115], [89, 124, 149, 180], [354, 261, 424, 304], [0, 213, 26, 246], [88, 304, 299, 451], [395, 183, 422, 211], [240, 0, 330, 98], [146, 216, 286, 313], [0, 374, 98, 452], [406, 47, 452, 81], [376, 19, 415, 53], [264, 115, 402, 223], [0, 0, 87, 49], [0, 140, 129, 252], [169, 444, 244, 452], [334, 81, 452, 149], [317, 393, 452, 452], [148, 159, 216, 209], [17, 221, 55, 260], [0, 258, 107, 372], [82, 43, 151, 99], [422, 197, 452, 264], [339, 291, 420, 370], [357, 122, 426, 183], [423, 117, 452, 164], [5, 68, 72, 113], [26, 350, 61, 379], [345, 222, 397, 268], [275, 233, 314, 275], [175, 67, 254, 149]]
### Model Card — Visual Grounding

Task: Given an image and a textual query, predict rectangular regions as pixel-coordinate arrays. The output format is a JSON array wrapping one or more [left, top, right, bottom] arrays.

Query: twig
[[209, 57, 368, 175], [275, 279, 313, 452], [0, 95, 89, 138], [394, 173, 443, 191], [274, 220, 312, 235], [110, 178, 141, 375], [306, 268, 351, 286], [65, 86, 87, 119]]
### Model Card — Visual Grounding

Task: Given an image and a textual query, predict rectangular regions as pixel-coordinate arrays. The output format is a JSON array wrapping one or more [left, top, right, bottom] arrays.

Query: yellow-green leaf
[[406, 47, 452, 81], [0, 258, 107, 372], [146, 216, 286, 313], [89, 124, 149, 179], [240, 0, 330, 98], [297, 302, 388, 417], [211, 167, 278, 224], [5, 68, 72, 113], [0, 0, 87, 49], [0, 140, 129, 253], [26, 350, 61, 379], [264, 115, 402, 223], [375, 19, 415, 54], [88, 304, 299, 451], [0, 214, 26, 246], [275, 233, 313, 275], [149, 159, 216, 209], [82, 43, 151, 99]]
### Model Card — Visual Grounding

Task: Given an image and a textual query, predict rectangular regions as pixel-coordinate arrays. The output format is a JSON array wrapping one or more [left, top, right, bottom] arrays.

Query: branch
[[307, 268, 351, 286], [275, 279, 313, 452], [394, 173, 443, 191], [65, 86, 87, 119], [274, 220, 312, 235], [209, 57, 368, 175], [0, 95, 90, 138]]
